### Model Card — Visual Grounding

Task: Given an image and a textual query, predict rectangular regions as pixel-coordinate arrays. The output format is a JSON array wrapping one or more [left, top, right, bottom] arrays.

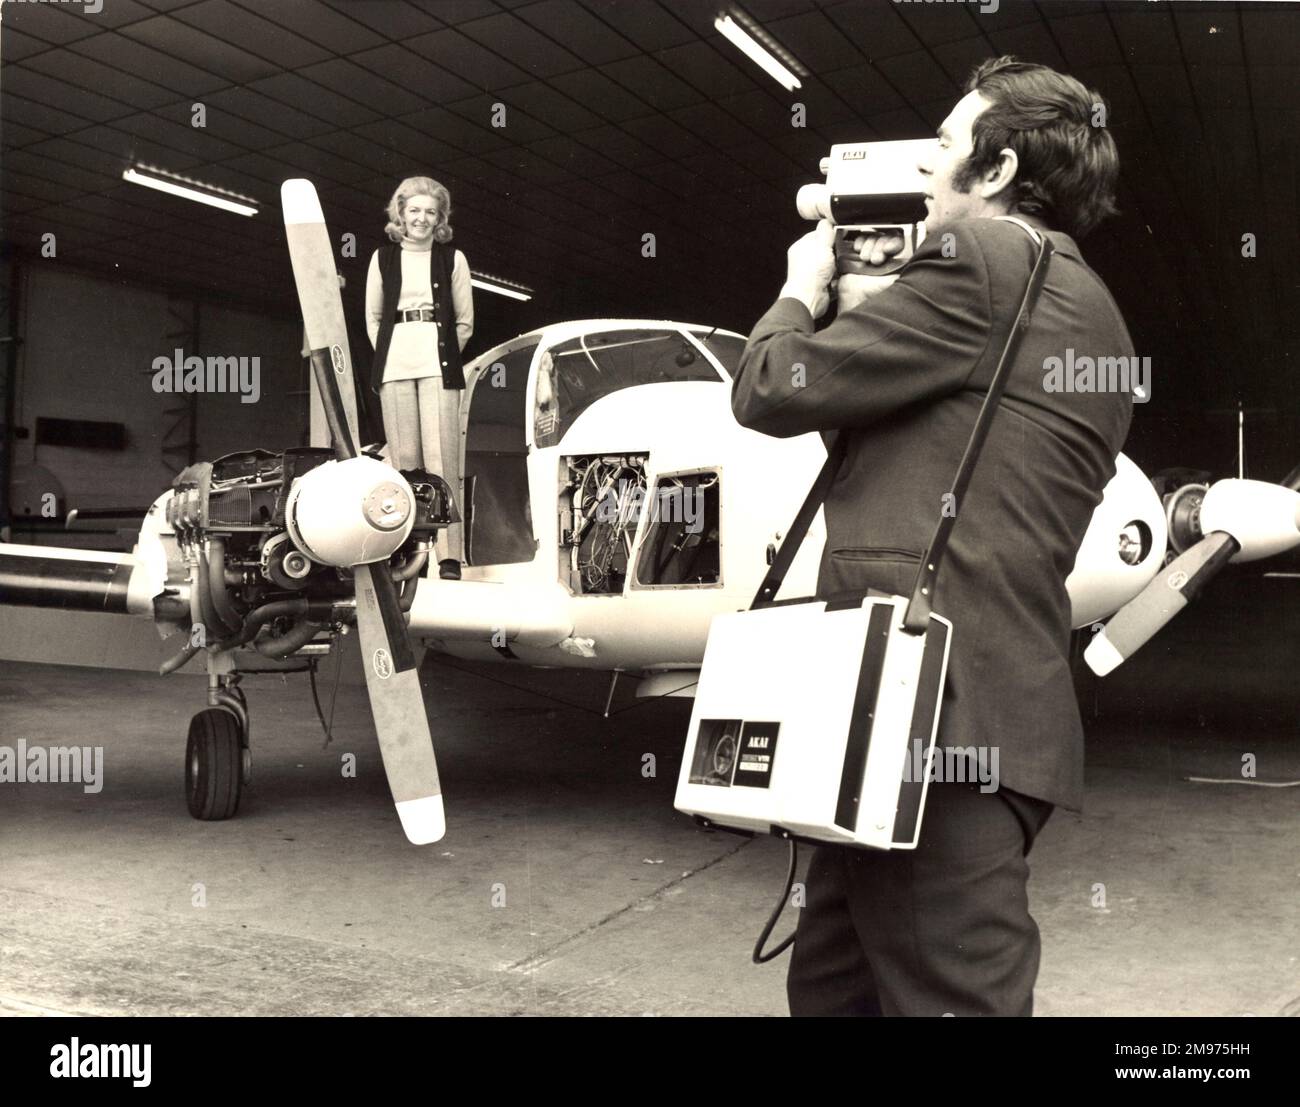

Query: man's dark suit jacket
[[732, 216, 1133, 811]]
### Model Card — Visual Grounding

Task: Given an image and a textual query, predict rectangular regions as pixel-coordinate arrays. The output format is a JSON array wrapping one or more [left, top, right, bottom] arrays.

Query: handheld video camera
[[796, 139, 934, 277]]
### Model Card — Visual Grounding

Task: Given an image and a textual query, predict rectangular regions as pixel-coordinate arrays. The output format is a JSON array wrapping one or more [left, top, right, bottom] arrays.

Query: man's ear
[[980, 147, 1019, 202]]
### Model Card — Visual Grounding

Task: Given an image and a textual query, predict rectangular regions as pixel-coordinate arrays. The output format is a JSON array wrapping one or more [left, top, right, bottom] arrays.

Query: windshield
[[690, 330, 746, 380], [534, 328, 722, 448]]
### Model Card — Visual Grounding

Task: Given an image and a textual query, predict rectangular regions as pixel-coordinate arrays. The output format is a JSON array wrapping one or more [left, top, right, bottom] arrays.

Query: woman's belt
[[394, 308, 438, 322]]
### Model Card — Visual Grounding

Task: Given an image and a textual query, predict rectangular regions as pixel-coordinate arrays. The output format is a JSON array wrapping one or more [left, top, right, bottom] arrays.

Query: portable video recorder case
[[678, 595, 952, 849], [676, 218, 1055, 851]]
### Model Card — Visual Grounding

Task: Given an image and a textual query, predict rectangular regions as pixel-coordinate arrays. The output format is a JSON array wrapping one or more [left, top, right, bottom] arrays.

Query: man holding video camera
[[732, 57, 1134, 1016]]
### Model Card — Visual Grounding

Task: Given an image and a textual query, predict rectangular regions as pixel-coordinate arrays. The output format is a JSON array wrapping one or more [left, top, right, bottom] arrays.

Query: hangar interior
[[1, 0, 1298, 1017]]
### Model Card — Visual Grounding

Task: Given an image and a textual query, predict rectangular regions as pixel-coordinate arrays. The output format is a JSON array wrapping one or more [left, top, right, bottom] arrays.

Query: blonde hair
[[384, 176, 453, 244]]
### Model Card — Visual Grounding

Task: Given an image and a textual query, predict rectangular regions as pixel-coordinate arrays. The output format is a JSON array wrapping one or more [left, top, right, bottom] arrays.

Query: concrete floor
[[1, 574, 1297, 1016]]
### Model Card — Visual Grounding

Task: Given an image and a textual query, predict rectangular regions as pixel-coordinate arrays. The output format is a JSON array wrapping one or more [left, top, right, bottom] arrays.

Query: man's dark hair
[[955, 56, 1119, 239]]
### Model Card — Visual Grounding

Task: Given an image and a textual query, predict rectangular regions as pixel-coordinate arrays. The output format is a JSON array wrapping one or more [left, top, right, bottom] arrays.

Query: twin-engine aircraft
[[2, 179, 1297, 844]]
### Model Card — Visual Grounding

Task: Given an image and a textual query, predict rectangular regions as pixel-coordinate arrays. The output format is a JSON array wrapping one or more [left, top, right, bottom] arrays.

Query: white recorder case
[[675, 595, 952, 850]]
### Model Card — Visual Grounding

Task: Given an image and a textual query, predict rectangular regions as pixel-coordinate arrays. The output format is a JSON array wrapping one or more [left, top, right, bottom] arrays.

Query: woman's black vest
[[370, 242, 466, 393]]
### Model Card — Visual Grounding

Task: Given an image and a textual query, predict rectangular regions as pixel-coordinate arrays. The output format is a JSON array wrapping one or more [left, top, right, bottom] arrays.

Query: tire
[[186, 708, 243, 820]]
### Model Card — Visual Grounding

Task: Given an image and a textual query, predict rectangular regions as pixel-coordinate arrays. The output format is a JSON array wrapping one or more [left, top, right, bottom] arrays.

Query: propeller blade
[[281, 178, 361, 460], [283, 178, 443, 843], [352, 563, 444, 844], [1085, 531, 1238, 675]]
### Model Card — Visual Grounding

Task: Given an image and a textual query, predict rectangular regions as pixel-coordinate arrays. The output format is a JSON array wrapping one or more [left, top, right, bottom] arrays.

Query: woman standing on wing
[[366, 176, 473, 580]]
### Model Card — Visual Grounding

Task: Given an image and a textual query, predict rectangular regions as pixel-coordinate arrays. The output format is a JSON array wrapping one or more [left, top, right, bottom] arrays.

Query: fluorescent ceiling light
[[471, 272, 533, 302], [123, 166, 259, 217], [715, 14, 802, 92]]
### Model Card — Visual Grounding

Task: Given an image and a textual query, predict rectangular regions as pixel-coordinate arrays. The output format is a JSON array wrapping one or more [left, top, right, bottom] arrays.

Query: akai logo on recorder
[[733, 722, 780, 789]]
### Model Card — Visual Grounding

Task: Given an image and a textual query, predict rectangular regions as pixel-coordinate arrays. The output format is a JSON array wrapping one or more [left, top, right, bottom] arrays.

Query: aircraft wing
[[0, 541, 161, 616]]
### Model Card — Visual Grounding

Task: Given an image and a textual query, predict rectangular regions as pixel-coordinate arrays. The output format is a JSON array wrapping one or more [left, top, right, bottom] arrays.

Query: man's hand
[[779, 219, 836, 319], [850, 229, 906, 267], [836, 230, 907, 312]]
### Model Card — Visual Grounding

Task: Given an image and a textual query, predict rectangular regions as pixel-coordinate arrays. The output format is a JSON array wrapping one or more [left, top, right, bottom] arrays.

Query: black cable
[[324, 633, 343, 747], [752, 837, 799, 964], [307, 658, 331, 742], [306, 635, 346, 749]]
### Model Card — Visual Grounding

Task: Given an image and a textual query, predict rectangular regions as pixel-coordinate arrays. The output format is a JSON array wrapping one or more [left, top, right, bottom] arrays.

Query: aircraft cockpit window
[[534, 329, 722, 449], [690, 331, 746, 380]]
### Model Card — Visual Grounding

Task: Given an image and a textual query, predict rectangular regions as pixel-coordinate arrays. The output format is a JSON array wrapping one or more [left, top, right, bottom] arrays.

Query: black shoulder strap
[[750, 432, 848, 609], [748, 222, 1054, 625]]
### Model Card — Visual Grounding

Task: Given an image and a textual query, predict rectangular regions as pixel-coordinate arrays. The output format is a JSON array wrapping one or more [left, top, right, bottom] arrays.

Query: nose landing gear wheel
[[186, 708, 243, 820]]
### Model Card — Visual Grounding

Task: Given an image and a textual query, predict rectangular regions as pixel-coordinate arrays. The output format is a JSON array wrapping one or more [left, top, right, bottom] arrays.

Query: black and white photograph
[[0, 0, 1297, 1050]]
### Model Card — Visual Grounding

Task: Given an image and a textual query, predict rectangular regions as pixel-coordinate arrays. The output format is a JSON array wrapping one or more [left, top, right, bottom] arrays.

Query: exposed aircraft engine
[[158, 447, 454, 669]]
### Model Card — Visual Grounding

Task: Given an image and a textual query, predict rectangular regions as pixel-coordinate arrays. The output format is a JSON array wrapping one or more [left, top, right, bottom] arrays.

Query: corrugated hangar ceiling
[[2, 0, 1297, 465]]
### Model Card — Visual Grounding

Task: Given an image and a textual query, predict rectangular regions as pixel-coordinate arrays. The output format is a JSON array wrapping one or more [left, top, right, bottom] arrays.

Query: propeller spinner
[[1086, 475, 1300, 676]]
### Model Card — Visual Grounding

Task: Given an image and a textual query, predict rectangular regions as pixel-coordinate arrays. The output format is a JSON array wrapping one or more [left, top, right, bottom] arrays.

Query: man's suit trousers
[[787, 780, 1053, 1016]]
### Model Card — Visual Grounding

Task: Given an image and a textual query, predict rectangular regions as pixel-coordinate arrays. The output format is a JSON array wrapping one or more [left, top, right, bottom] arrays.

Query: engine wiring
[[566, 455, 646, 594]]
